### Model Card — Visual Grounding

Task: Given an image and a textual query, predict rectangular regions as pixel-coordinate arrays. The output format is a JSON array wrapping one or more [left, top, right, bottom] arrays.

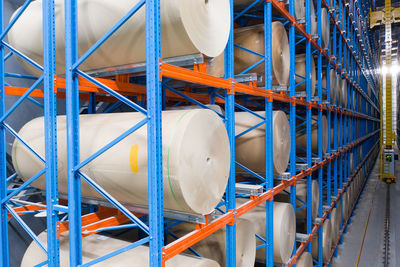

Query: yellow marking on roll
[[130, 144, 139, 173]]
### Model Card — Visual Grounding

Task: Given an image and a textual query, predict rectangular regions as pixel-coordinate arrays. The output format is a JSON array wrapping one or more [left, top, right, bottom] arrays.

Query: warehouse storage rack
[[0, 0, 380, 267]]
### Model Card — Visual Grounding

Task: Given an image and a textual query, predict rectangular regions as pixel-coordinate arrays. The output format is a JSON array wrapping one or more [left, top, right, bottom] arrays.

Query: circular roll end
[[295, 0, 306, 20], [297, 252, 313, 267], [321, 8, 330, 49], [323, 219, 332, 262], [236, 218, 257, 267], [341, 79, 348, 108], [312, 180, 319, 220], [177, 109, 230, 215], [273, 111, 291, 174], [274, 202, 296, 263], [272, 22, 290, 86], [322, 115, 328, 154], [180, 0, 231, 57], [330, 69, 337, 105], [336, 74, 341, 106]]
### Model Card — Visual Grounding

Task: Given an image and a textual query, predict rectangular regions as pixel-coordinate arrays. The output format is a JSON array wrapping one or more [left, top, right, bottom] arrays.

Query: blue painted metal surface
[[225, 0, 236, 266]]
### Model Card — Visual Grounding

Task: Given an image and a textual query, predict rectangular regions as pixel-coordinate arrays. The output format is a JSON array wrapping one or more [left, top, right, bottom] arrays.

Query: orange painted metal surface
[[56, 205, 142, 239], [8, 202, 46, 219]]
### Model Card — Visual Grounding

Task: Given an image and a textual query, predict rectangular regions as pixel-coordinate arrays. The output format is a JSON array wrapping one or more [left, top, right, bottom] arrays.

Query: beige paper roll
[[321, 8, 330, 49], [330, 202, 341, 246], [341, 79, 348, 108], [336, 73, 341, 106], [235, 111, 290, 174], [168, 218, 256, 267], [233, 23, 290, 86], [322, 69, 337, 104], [342, 191, 349, 222], [239, 200, 296, 263], [21, 232, 220, 267], [296, 115, 328, 155], [295, 54, 316, 96], [9, 0, 231, 75], [279, 179, 319, 221], [349, 152, 354, 173], [12, 110, 230, 215], [312, 219, 332, 263], [311, 1, 317, 36], [297, 252, 313, 267]]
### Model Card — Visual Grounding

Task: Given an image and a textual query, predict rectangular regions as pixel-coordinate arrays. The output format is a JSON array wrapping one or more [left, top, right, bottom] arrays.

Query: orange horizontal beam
[[8, 202, 46, 219], [163, 130, 379, 262]]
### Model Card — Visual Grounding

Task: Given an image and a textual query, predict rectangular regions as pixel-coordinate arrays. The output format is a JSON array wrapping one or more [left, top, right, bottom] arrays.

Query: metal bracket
[[235, 184, 264, 196], [273, 85, 289, 92], [87, 53, 204, 77], [296, 233, 309, 242], [275, 172, 291, 181]]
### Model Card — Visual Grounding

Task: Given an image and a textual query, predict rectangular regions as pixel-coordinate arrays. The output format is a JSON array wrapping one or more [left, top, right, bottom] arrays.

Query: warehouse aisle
[[332, 155, 400, 267]]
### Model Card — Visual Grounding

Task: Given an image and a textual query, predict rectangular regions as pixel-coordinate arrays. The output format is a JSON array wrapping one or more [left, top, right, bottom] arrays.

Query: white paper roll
[[336, 73, 341, 107], [342, 191, 349, 222], [297, 252, 313, 267], [311, 1, 317, 36], [233, 23, 290, 86], [296, 115, 328, 155], [350, 152, 354, 173], [277, 179, 319, 221], [341, 79, 348, 108], [321, 8, 330, 49], [168, 218, 256, 267], [21, 232, 221, 267], [312, 219, 332, 263], [12, 110, 230, 215], [330, 202, 341, 246], [295, 54, 316, 96], [235, 111, 290, 174], [238, 200, 296, 263], [322, 69, 337, 104], [9, 0, 231, 75]]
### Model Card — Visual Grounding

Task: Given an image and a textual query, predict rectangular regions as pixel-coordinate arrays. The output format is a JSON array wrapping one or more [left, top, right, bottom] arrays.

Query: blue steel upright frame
[[0, 1, 60, 266], [65, 0, 162, 266]]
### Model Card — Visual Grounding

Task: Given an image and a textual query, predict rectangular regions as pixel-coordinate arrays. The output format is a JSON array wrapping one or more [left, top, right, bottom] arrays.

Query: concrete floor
[[332, 155, 400, 267]]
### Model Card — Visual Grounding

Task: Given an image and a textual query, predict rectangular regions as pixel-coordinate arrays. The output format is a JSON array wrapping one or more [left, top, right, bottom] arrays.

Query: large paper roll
[[322, 69, 337, 104], [296, 115, 328, 155], [239, 200, 296, 263], [342, 191, 349, 222], [21, 232, 220, 267], [295, 54, 316, 96], [350, 152, 354, 173], [12, 110, 230, 215], [277, 179, 319, 221], [336, 73, 341, 107], [312, 219, 332, 263], [321, 8, 330, 49], [235, 111, 290, 175], [9, 0, 231, 75], [168, 218, 256, 267], [233, 23, 290, 86], [341, 79, 348, 108], [297, 252, 313, 267], [330, 202, 341, 246], [311, 1, 317, 36]]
